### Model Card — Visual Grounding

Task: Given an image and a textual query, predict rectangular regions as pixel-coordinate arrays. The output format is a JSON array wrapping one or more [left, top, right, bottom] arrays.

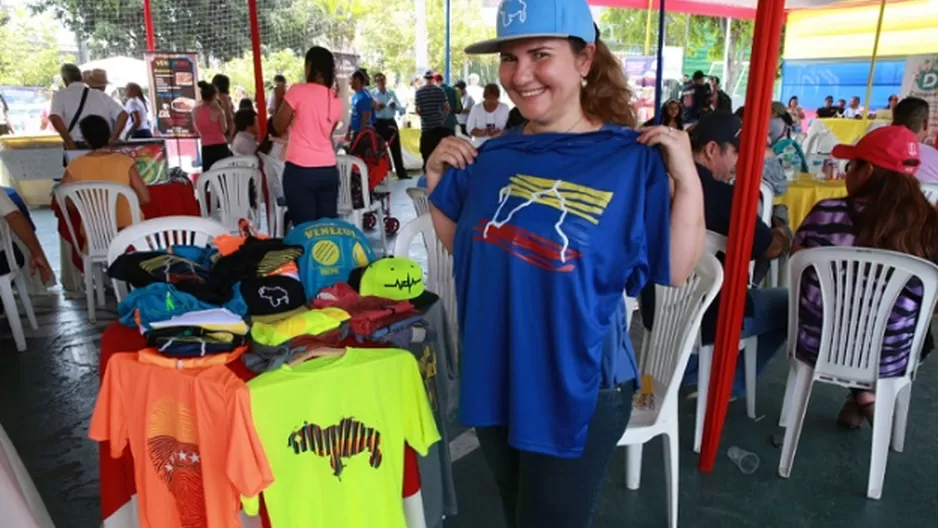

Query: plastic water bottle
[[728, 446, 760, 475]]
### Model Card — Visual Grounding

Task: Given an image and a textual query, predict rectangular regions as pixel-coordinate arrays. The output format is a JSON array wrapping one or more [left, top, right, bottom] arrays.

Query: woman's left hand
[[637, 125, 697, 188]]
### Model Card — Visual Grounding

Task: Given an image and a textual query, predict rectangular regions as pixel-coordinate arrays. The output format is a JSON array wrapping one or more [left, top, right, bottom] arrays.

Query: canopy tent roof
[[587, 0, 906, 20]]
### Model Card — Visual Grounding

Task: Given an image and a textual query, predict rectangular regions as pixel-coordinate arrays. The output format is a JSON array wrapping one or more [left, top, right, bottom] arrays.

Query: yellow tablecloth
[[400, 128, 421, 157], [775, 174, 847, 231], [812, 118, 890, 145]]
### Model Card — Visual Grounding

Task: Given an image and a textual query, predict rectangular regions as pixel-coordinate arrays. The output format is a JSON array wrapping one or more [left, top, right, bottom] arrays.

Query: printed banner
[[901, 54, 938, 145], [146, 52, 199, 138]]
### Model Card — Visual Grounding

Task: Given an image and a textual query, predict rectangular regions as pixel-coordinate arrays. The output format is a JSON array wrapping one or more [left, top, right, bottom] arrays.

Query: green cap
[[359, 257, 426, 301]]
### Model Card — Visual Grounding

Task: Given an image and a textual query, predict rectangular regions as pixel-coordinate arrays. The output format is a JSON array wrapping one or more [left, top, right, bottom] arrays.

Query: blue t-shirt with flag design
[[429, 126, 670, 458]]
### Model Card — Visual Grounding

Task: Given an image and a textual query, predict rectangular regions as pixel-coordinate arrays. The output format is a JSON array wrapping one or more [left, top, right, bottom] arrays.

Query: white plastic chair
[[920, 182, 938, 206], [393, 214, 459, 360], [407, 187, 430, 217], [618, 253, 723, 528], [197, 166, 261, 233], [55, 182, 142, 322], [759, 182, 783, 288], [106, 216, 228, 302], [693, 231, 759, 453], [337, 154, 388, 255], [777, 247, 938, 500], [212, 155, 260, 170], [259, 153, 287, 237], [0, 218, 38, 351]]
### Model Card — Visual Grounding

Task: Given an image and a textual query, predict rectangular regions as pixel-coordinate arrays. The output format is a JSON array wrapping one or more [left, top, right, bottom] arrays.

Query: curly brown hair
[[570, 36, 636, 128]]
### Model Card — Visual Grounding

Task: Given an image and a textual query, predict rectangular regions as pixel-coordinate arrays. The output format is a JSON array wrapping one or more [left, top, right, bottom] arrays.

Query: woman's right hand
[[426, 136, 477, 189]]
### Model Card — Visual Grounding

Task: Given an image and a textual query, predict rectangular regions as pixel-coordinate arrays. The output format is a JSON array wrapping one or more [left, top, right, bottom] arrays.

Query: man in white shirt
[[894, 96, 938, 184], [0, 191, 54, 284], [48, 64, 127, 151], [842, 96, 864, 119], [371, 72, 408, 180]]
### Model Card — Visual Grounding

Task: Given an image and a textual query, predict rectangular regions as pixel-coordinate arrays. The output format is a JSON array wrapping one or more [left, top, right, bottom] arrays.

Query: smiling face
[[498, 37, 594, 130]]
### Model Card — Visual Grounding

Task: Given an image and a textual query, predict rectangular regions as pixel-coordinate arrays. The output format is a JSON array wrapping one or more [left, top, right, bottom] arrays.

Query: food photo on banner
[[146, 52, 199, 138]]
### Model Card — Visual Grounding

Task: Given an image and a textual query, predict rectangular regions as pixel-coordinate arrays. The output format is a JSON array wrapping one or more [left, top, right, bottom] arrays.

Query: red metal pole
[[698, 0, 786, 471], [143, 0, 156, 51], [247, 0, 267, 138]]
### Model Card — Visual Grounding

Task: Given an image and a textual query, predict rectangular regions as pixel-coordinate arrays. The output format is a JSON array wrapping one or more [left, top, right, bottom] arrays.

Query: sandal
[[853, 391, 876, 426], [837, 398, 863, 430]]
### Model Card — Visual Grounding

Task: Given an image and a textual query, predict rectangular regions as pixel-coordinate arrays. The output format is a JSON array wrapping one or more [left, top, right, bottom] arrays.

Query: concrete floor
[[3, 180, 938, 527]]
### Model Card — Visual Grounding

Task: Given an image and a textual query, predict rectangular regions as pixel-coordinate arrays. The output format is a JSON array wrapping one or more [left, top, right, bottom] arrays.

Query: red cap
[[432, 73, 444, 82], [831, 125, 921, 175]]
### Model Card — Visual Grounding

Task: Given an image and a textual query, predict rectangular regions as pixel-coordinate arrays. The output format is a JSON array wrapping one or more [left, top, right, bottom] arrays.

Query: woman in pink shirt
[[193, 81, 231, 171], [272, 46, 343, 225]]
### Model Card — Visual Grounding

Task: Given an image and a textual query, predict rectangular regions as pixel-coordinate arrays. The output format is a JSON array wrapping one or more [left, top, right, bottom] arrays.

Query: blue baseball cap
[[464, 0, 596, 55]]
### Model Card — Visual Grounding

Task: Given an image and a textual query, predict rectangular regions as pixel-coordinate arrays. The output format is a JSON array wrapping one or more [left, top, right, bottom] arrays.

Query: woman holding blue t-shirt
[[426, 1, 705, 526]]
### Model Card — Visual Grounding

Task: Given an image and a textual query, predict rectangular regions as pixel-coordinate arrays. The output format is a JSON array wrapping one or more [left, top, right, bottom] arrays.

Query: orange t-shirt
[[89, 350, 273, 528]]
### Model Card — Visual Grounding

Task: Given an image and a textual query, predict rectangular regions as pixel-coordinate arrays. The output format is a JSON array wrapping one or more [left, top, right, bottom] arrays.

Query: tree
[[599, 8, 755, 92], [356, 0, 496, 84], [203, 49, 306, 99], [31, 0, 332, 62], [0, 7, 74, 87]]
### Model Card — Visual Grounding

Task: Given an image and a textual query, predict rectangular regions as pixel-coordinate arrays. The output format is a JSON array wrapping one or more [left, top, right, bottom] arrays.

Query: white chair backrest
[[55, 182, 142, 258], [394, 214, 459, 352], [106, 216, 228, 301], [212, 155, 260, 170], [407, 187, 430, 217], [258, 153, 285, 200], [336, 155, 372, 213], [259, 152, 286, 235], [0, 217, 21, 277], [759, 181, 774, 226], [788, 247, 938, 386], [705, 230, 755, 287], [920, 182, 938, 206], [637, 253, 723, 407], [197, 167, 261, 232]]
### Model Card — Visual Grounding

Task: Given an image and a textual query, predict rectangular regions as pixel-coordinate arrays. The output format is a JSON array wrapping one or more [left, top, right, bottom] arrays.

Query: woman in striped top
[[791, 125, 935, 428]]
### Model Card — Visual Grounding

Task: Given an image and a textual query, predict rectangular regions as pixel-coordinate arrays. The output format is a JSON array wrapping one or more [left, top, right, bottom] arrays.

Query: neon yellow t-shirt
[[241, 347, 440, 527]]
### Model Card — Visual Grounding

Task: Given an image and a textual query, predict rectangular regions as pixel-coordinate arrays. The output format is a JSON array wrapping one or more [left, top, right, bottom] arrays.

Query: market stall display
[[91, 217, 459, 528]]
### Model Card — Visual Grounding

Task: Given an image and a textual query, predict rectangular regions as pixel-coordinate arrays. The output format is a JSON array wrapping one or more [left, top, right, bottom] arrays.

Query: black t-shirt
[[816, 107, 838, 118], [641, 164, 772, 341]]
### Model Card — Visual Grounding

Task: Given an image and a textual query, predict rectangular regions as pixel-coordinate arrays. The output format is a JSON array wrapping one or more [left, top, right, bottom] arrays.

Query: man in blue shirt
[[371, 72, 409, 180]]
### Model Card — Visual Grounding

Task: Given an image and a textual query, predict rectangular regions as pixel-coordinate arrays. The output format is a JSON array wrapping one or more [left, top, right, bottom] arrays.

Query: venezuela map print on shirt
[[476, 173, 614, 272], [287, 417, 383, 481], [147, 397, 206, 528]]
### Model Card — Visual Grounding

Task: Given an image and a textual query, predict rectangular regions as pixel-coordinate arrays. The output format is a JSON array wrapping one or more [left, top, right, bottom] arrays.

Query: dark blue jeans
[[683, 287, 788, 396], [476, 381, 635, 528], [282, 162, 339, 227]]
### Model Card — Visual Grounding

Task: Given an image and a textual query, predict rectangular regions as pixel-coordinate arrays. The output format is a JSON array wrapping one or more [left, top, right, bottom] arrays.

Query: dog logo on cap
[[499, 0, 526, 28], [258, 286, 289, 307]]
